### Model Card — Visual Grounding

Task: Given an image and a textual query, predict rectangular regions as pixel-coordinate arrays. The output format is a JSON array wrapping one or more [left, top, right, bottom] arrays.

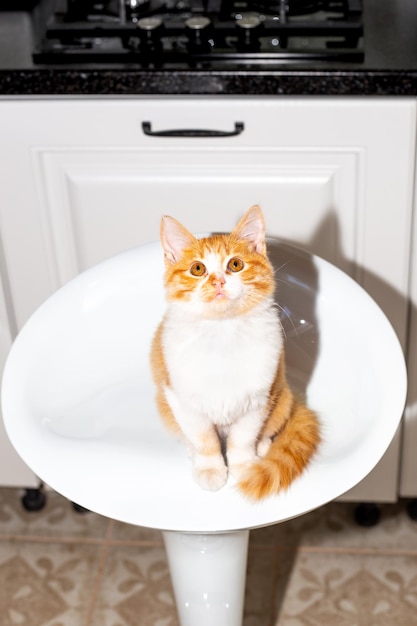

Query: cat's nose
[[211, 273, 226, 288]]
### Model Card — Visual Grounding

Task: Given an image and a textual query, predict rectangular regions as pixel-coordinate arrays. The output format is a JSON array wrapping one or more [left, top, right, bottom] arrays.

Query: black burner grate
[[33, 0, 364, 67]]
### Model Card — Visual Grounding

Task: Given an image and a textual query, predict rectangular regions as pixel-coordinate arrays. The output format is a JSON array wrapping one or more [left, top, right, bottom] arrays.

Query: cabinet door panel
[[34, 147, 358, 286]]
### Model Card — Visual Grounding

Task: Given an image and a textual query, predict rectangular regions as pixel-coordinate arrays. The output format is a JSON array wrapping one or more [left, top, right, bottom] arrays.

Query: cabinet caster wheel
[[354, 502, 381, 527], [21, 488, 47, 512], [72, 502, 90, 514], [406, 499, 417, 521]]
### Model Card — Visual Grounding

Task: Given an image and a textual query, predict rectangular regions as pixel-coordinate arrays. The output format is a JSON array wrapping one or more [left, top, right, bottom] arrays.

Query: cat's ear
[[232, 205, 266, 255], [160, 215, 197, 264]]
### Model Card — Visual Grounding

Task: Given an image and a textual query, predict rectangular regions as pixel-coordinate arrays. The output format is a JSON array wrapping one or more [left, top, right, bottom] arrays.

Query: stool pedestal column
[[163, 529, 250, 626]]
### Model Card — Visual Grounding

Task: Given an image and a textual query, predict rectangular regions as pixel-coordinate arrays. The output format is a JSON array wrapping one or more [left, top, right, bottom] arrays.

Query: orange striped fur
[[237, 355, 320, 499]]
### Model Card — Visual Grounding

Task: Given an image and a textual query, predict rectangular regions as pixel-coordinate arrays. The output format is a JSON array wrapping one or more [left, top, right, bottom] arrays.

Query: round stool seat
[[2, 240, 406, 533]]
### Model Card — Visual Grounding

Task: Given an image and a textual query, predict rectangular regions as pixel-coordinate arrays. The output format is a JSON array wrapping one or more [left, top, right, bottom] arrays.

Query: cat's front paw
[[193, 460, 228, 492]]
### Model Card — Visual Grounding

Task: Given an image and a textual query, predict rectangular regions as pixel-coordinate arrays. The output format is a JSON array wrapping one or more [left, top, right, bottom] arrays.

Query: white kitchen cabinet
[[0, 267, 37, 487], [0, 97, 415, 501], [400, 174, 417, 498]]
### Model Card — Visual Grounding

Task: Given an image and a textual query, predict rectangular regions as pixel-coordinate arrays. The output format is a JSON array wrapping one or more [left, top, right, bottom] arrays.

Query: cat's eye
[[190, 262, 206, 277], [227, 257, 245, 273]]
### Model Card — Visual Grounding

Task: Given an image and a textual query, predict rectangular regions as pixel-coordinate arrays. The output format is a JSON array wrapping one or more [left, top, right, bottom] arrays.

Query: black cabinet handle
[[142, 121, 244, 137]]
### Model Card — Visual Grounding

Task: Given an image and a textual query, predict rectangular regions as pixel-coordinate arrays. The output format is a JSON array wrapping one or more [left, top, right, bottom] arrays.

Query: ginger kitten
[[150, 205, 320, 500]]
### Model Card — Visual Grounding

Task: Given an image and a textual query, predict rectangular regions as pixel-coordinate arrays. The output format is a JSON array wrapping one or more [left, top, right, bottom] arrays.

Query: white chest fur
[[162, 298, 283, 424]]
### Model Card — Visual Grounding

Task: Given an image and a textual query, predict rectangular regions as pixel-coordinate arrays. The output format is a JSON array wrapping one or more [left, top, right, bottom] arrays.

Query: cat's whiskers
[[272, 263, 300, 339], [272, 259, 290, 274], [274, 300, 299, 340], [271, 301, 288, 341]]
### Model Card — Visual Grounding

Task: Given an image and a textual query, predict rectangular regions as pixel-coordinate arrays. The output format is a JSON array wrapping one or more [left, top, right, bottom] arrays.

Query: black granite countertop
[[1, 0, 417, 96]]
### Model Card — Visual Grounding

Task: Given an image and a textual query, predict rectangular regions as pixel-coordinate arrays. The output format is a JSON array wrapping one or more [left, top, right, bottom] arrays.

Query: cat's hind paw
[[228, 448, 257, 481], [257, 436, 272, 458], [228, 461, 252, 482], [193, 461, 228, 491]]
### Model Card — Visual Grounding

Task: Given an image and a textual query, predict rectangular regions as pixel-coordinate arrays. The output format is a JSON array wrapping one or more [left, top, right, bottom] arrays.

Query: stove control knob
[[235, 13, 262, 50], [185, 16, 212, 52], [137, 16, 163, 32], [136, 17, 164, 53]]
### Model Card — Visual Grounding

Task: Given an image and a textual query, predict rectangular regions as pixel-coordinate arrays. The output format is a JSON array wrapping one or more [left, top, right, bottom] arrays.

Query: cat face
[[160, 206, 275, 318]]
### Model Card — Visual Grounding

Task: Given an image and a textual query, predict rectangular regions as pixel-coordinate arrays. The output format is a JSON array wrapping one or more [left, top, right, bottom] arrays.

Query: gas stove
[[33, 0, 364, 68]]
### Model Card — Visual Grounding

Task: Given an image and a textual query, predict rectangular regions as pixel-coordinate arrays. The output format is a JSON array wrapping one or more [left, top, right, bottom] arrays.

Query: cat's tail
[[237, 400, 320, 500]]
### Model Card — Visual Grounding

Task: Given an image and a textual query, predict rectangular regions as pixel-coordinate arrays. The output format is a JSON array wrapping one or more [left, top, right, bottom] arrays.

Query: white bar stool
[[2, 240, 406, 626]]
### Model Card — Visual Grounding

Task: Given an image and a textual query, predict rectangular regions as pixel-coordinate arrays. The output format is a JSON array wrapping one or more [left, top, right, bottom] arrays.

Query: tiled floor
[[0, 487, 417, 625]]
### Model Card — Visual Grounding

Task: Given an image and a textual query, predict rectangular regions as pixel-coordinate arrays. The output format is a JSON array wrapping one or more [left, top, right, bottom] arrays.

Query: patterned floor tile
[[0, 539, 102, 626], [276, 500, 417, 551], [0, 487, 416, 626], [91, 544, 178, 626], [244, 547, 278, 626], [274, 550, 417, 626], [0, 487, 110, 540], [110, 521, 164, 545]]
